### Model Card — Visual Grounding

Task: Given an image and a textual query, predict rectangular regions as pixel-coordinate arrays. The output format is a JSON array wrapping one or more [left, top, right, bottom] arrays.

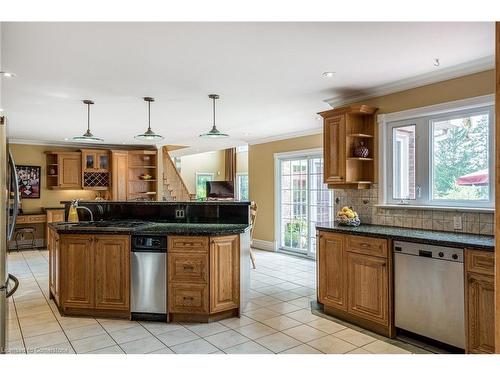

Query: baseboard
[[8, 238, 45, 250], [251, 239, 276, 252]]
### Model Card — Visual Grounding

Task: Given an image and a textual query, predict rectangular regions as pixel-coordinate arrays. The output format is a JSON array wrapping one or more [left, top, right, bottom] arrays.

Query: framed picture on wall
[[16, 165, 41, 199]]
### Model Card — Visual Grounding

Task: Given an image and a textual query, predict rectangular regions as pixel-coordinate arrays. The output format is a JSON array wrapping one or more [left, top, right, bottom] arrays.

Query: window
[[236, 173, 249, 201], [195, 173, 214, 199], [277, 151, 333, 258], [385, 105, 494, 208]]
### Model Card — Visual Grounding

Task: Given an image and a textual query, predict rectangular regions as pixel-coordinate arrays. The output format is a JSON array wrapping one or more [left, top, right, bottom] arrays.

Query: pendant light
[[199, 94, 228, 138], [72, 100, 103, 142], [135, 97, 164, 141]]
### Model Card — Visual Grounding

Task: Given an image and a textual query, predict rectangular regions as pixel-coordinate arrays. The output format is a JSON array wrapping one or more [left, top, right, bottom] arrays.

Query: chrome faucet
[[76, 206, 94, 222]]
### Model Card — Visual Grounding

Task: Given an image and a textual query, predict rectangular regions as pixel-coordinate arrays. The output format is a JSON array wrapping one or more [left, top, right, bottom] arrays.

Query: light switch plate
[[453, 216, 463, 230]]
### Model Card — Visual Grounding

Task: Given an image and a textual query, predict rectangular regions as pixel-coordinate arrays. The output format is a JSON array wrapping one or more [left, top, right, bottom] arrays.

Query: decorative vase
[[353, 142, 369, 158]]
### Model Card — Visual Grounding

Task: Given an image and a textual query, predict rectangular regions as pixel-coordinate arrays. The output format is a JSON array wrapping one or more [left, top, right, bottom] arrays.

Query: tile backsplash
[[333, 184, 494, 235]]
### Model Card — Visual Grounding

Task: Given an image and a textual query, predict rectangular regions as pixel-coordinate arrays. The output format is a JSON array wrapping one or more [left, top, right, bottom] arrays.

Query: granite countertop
[[316, 222, 494, 251], [60, 200, 251, 205], [49, 221, 250, 236]]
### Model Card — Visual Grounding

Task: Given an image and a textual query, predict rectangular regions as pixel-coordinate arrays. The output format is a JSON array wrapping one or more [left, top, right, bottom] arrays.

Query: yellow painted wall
[[179, 150, 226, 194], [236, 150, 248, 173], [10, 144, 97, 212], [249, 70, 495, 243]]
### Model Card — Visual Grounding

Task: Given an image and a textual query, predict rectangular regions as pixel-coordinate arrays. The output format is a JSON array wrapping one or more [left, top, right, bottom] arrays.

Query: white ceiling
[[0, 22, 494, 155]]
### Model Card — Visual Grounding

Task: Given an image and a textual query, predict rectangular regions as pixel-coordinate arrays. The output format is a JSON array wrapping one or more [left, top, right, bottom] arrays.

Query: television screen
[[206, 181, 234, 199]]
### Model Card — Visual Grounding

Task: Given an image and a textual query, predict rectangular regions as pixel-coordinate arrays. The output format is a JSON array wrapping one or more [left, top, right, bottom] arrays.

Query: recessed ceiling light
[[322, 71, 335, 78], [433, 58, 440, 67], [63, 138, 69, 141], [0, 71, 16, 78]]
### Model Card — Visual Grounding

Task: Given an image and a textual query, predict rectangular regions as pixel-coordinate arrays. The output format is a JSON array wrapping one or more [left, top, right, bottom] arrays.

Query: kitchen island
[[47, 201, 251, 324]]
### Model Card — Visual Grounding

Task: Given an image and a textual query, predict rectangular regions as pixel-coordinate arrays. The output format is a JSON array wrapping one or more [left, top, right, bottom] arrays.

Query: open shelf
[[347, 133, 374, 138], [347, 157, 374, 161], [128, 165, 157, 168], [129, 179, 157, 182]]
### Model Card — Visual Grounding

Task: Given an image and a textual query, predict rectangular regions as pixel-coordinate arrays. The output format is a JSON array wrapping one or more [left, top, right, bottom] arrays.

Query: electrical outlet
[[453, 216, 463, 230], [175, 208, 185, 219]]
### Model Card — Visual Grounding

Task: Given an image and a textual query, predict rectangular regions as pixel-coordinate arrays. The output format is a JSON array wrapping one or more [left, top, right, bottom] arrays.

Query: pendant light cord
[[148, 100, 152, 131], [87, 102, 91, 132], [212, 96, 216, 129]]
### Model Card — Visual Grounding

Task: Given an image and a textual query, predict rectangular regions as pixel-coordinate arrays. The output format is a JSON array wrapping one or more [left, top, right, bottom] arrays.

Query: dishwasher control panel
[[394, 241, 463, 263]]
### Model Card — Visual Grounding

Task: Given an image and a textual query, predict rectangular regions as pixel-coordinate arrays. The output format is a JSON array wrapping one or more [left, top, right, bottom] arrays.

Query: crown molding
[[247, 127, 322, 146], [324, 56, 494, 108], [8, 138, 157, 150]]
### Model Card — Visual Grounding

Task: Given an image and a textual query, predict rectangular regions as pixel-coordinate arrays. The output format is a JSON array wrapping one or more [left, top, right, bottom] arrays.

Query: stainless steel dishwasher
[[394, 241, 465, 349], [131, 235, 167, 321]]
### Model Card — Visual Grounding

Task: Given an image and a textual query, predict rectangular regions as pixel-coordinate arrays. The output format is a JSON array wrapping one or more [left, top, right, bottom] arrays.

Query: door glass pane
[[99, 154, 109, 169], [196, 174, 213, 199], [432, 113, 489, 201], [86, 154, 95, 169], [279, 156, 333, 257], [392, 125, 416, 200]]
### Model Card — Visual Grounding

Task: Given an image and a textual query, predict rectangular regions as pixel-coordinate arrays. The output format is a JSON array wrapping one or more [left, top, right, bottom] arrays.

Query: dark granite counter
[[49, 221, 250, 236], [316, 222, 494, 251]]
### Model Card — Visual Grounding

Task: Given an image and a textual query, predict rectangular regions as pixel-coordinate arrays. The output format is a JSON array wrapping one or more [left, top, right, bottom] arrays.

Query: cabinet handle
[[183, 296, 194, 301], [183, 265, 194, 271], [360, 243, 370, 248]]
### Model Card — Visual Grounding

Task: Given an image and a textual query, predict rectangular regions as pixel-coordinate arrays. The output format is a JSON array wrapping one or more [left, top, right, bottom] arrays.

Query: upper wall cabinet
[[46, 151, 82, 190], [81, 149, 111, 190], [319, 104, 378, 189]]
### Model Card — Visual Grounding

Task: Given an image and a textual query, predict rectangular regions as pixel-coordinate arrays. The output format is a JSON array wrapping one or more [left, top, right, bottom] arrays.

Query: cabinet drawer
[[466, 250, 494, 276], [169, 253, 208, 284], [169, 283, 208, 314], [28, 214, 47, 223], [169, 236, 209, 253], [346, 235, 388, 258]]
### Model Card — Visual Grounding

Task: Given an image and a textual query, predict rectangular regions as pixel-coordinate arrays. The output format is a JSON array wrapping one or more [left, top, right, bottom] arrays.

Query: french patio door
[[277, 152, 333, 258]]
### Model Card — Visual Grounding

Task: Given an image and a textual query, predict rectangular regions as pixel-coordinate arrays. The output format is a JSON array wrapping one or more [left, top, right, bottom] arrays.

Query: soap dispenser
[[68, 200, 79, 223]]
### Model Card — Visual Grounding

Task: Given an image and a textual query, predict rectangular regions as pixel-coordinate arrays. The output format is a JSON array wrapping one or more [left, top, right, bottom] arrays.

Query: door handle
[[6, 274, 19, 298]]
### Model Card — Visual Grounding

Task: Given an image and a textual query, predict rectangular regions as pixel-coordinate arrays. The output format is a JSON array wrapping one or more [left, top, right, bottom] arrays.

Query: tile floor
[[5, 248, 423, 354]]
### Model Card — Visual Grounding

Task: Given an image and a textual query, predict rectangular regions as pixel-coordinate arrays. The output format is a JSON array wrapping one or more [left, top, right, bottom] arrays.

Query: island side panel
[[239, 229, 251, 314]]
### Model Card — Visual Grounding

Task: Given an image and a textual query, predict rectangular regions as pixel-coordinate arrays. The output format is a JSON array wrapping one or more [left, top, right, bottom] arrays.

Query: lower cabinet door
[[94, 235, 130, 311], [60, 235, 94, 309], [169, 283, 209, 314], [467, 272, 495, 353], [318, 232, 347, 311], [209, 235, 240, 313], [347, 252, 388, 326]]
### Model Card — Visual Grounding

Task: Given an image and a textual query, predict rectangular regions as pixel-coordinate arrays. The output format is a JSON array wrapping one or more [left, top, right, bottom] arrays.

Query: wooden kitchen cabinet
[[94, 235, 130, 311], [48, 227, 60, 304], [317, 232, 347, 311], [46, 209, 65, 245], [53, 233, 130, 316], [466, 249, 495, 354], [319, 104, 378, 190], [347, 252, 389, 326], [168, 234, 240, 321], [46, 152, 82, 189], [317, 230, 392, 337], [111, 150, 128, 200], [81, 149, 110, 190], [210, 235, 240, 313], [59, 235, 94, 309]]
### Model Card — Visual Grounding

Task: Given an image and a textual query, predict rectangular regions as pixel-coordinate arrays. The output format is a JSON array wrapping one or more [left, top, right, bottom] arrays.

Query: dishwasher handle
[[418, 250, 432, 258]]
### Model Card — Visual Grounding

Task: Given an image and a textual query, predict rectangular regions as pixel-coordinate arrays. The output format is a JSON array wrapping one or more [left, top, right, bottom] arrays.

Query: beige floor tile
[[362, 340, 411, 354], [98, 318, 140, 333], [6, 339, 26, 354], [306, 318, 347, 334], [58, 316, 98, 330], [24, 331, 69, 350], [270, 291, 302, 302], [156, 327, 200, 347], [149, 347, 175, 354], [280, 343, 322, 354], [266, 302, 302, 314], [171, 338, 219, 354], [140, 321, 184, 335], [243, 307, 281, 321], [261, 316, 302, 331], [219, 315, 255, 329], [285, 309, 321, 323], [241, 301, 262, 312], [71, 333, 116, 354], [120, 336, 166, 354], [21, 322, 62, 338], [250, 295, 282, 306], [109, 325, 152, 344], [64, 323, 106, 341], [288, 297, 314, 309], [205, 330, 250, 349], [255, 332, 301, 353], [184, 322, 229, 337], [282, 324, 328, 342], [333, 328, 377, 347], [234, 322, 278, 340], [347, 348, 371, 354], [19, 312, 57, 328], [224, 341, 273, 354], [88, 345, 124, 354], [308, 335, 356, 354]]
